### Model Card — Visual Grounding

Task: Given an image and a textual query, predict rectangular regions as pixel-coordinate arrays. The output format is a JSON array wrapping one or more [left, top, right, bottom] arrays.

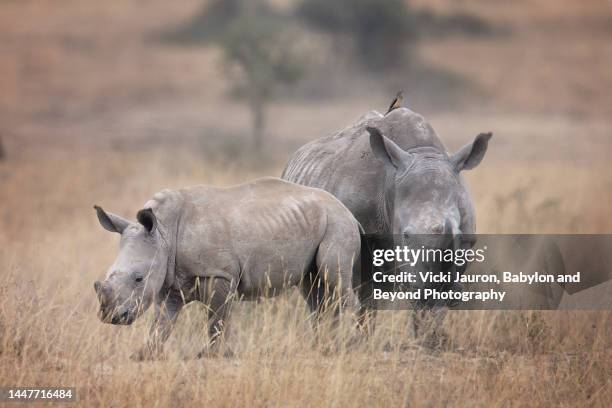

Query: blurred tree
[[166, 0, 303, 149], [298, 0, 417, 71], [221, 2, 302, 149]]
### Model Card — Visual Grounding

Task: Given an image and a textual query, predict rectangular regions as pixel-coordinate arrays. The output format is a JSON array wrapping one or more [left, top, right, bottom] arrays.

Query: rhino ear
[[451, 132, 492, 172], [94, 205, 130, 234], [137, 208, 157, 234], [366, 126, 407, 169]]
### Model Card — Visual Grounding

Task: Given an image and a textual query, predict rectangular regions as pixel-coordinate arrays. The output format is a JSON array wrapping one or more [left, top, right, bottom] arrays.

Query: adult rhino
[[93, 177, 361, 360], [282, 108, 492, 337]]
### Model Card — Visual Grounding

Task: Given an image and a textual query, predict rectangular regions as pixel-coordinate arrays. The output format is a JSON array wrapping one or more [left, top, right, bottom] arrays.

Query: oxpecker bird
[[386, 91, 404, 114]]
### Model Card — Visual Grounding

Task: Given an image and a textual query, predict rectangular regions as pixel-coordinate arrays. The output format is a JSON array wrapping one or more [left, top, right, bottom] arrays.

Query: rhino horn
[[94, 280, 112, 304]]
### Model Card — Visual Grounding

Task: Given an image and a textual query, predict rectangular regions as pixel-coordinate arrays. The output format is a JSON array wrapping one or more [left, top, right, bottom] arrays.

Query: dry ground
[[0, 0, 611, 407]]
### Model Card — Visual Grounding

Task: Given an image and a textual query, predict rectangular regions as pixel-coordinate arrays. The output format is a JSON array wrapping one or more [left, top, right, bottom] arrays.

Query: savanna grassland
[[0, 1, 611, 407]]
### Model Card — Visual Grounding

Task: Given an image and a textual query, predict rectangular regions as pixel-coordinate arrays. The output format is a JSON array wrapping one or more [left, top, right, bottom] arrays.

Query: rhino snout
[[97, 307, 134, 325], [94, 281, 137, 325], [110, 310, 133, 325]]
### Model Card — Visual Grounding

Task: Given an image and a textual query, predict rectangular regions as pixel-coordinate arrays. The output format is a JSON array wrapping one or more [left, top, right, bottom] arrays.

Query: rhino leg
[[196, 276, 236, 359], [131, 289, 184, 361], [356, 281, 377, 337], [302, 232, 358, 344], [301, 268, 347, 352], [356, 233, 395, 339], [301, 268, 327, 327]]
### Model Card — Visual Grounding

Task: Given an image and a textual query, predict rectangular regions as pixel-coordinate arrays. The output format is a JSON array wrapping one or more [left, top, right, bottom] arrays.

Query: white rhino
[[282, 108, 492, 341], [93, 177, 361, 359]]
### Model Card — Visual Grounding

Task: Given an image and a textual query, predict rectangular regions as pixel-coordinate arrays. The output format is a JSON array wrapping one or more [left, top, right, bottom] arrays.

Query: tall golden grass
[[0, 145, 609, 407]]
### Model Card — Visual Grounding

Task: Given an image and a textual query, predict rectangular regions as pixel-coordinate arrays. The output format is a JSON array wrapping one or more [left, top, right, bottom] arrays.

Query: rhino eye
[[135, 276, 143, 283]]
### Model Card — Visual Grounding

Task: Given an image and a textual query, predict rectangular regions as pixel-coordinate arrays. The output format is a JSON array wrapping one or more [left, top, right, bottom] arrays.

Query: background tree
[[220, 2, 302, 149], [167, 0, 303, 150]]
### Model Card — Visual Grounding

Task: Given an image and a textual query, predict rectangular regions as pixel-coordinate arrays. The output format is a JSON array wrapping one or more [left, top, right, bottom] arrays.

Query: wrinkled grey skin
[[282, 108, 492, 339], [94, 177, 361, 359]]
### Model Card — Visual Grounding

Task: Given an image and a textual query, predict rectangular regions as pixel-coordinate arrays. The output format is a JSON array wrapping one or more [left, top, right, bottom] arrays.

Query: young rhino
[[93, 177, 361, 360]]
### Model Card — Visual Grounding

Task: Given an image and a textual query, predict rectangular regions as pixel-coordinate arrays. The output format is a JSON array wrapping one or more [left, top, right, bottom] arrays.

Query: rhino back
[[375, 108, 444, 151], [282, 108, 446, 232], [174, 178, 356, 290]]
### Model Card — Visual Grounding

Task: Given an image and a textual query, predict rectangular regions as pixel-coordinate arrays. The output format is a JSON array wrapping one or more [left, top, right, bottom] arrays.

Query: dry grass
[[0, 145, 610, 407], [1, 0, 611, 406]]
